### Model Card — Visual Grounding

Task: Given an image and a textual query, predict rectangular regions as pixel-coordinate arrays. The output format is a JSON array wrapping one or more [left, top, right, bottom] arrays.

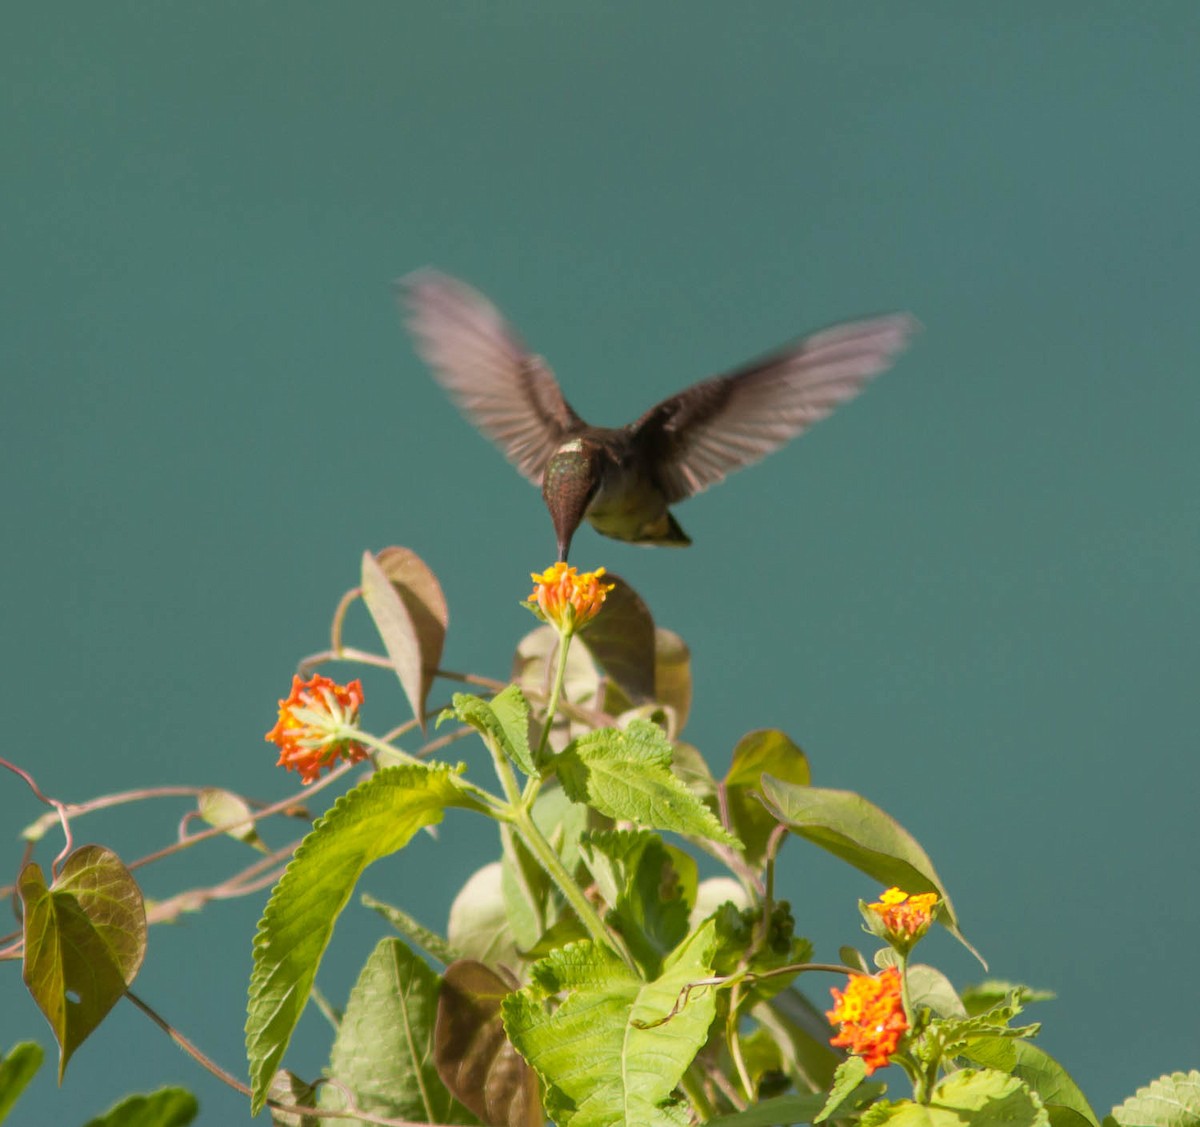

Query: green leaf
[[669, 742, 717, 804], [19, 845, 146, 1081], [578, 572, 657, 702], [448, 862, 522, 970], [863, 1070, 1048, 1127], [246, 764, 486, 1114], [903, 962, 967, 1019], [81, 1087, 199, 1127], [706, 1092, 828, 1127], [435, 960, 541, 1127], [267, 1070, 320, 1127], [815, 1057, 869, 1123], [0, 1042, 43, 1124], [502, 921, 719, 1127], [961, 980, 1054, 1015], [723, 730, 809, 867], [1109, 1071, 1200, 1127], [500, 785, 587, 952], [451, 687, 536, 776], [512, 626, 601, 752], [653, 629, 692, 731], [319, 938, 469, 1126], [197, 788, 267, 852], [964, 1039, 1096, 1127], [579, 830, 693, 978], [558, 721, 740, 846], [759, 778, 980, 962], [362, 893, 460, 965], [751, 992, 840, 1093], [361, 547, 448, 730]]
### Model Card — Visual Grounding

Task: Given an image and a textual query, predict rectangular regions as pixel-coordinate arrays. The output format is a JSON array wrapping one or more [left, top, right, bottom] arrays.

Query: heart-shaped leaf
[[577, 573, 656, 703], [19, 845, 146, 1081], [723, 730, 810, 867]]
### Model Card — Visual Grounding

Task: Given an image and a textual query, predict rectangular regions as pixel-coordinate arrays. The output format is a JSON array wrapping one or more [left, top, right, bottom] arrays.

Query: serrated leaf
[[724, 730, 809, 867], [816, 1056, 869, 1123], [361, 547, 448, 730], [579, 830, 693, 978], [503, 922, 718, 1127], [448, 862, 521, 971], [558, 721, 739, 845], [246, 764, 486, 1113], [706, 1092, 829, 1127], [268, 1070, 320, 1127], [964, 1040, 1096, 1127], [19, 846, 146, 1081], [577, 572, 657, 702], [961, 980, 1054, 1015], [319, 938, 469, 1126], [1109, 1070, 1200, 1127], [81, 1087, 198, 1127], [198, 788, 267, 852], [451, 687, 536, 776], [760, 778, 980, 963], [512, 626, 601, 751], [436, 961, 540, 1127], [0, 1042, 43, 1123], [362, 893, 460, 965]]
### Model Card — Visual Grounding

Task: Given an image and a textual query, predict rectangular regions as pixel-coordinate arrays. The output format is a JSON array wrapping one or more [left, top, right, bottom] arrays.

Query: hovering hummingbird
[[400, 271, 917, 561]]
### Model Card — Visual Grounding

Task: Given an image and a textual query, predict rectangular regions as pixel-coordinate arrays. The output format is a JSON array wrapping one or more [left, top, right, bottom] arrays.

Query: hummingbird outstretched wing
[[631, 314, 919, 503], [400, 271, 586, 486]]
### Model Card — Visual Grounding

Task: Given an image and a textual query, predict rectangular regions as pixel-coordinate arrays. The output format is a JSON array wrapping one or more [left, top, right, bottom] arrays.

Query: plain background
[[3, 4, 1198, 1123]]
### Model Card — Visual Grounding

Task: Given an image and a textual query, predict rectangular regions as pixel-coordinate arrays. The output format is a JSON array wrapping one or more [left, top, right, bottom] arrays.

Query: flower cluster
[[826, 966, 908, 1075], [265, 674, 368, 784], [866, 886, 939, 952], [527, 562, 614, 635]]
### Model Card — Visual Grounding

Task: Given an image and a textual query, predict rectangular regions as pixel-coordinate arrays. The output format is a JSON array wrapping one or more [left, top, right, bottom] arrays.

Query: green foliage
[[558, 720, 740, 845], [18, 846, 146, 1081], [319, 937, 470, 1126], [448, 862, 522, 969], [245, 764, 488, 1113], [267, 1071, 320, 1127], [80, 1088, 199, 1127], [964, 1039, 1097, 1127], [862, 1070, 1048, 1127], [361, 893, 460, 965], [448, 686, 536, 776], [1108, 1071, 1200, 1127], [722, 729, 810, 868], [579, 829, 694, 977], [706, 1092, 828, 1127], [502, 922, 719, 1127], [759, 777, 979, 960], [0, 1042, 43, 1124]]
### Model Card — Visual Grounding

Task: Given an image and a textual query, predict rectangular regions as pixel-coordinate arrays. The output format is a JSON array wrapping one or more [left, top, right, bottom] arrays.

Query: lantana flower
[[865, 886, 939, 953], [826, 966, 908, 1075], [526, 562, 614, 635], [265, 674, 368, 784]]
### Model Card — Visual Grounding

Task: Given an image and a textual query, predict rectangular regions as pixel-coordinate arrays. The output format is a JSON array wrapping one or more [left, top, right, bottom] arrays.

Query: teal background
[[4, 4, 1198, 1122]]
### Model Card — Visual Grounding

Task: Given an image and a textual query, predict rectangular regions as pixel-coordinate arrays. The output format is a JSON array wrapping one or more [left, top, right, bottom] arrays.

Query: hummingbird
[[400, 271, 917, 561]]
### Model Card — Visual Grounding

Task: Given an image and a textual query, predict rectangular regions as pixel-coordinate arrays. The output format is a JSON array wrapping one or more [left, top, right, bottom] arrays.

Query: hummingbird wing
[[399, 271, 586, 486], [631, 314, 919, 503]]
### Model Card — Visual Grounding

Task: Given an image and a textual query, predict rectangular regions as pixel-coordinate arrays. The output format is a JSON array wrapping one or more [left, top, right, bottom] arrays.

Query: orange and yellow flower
[[266, 674, 368, 784], [826, 967, 908, 1075], [527, 562, 614, 634], [866, 887, 939, 951]]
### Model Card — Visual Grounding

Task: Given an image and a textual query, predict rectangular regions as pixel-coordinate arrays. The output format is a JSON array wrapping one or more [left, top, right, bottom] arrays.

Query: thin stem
[[535, 629, 573, 763], [726, 980, 755, 1101], [680, 1065, 717, 1123]]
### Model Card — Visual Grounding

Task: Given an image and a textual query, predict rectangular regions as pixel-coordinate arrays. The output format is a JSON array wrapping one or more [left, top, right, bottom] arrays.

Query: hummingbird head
[[541, 439, 602, 561]]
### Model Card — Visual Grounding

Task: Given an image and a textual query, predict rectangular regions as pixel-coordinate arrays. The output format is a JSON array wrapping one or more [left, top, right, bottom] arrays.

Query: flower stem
[[535, 628, 574, 764]]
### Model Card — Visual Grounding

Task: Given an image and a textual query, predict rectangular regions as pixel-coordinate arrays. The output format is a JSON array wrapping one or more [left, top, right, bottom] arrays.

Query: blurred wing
[[399, 270, 585, 485], [633, 314, 919, 503]]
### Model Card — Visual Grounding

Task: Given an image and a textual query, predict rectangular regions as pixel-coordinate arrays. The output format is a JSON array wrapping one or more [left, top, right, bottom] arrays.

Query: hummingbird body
[[542, 434, 692, 560], [400, 272, 917, 560]]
